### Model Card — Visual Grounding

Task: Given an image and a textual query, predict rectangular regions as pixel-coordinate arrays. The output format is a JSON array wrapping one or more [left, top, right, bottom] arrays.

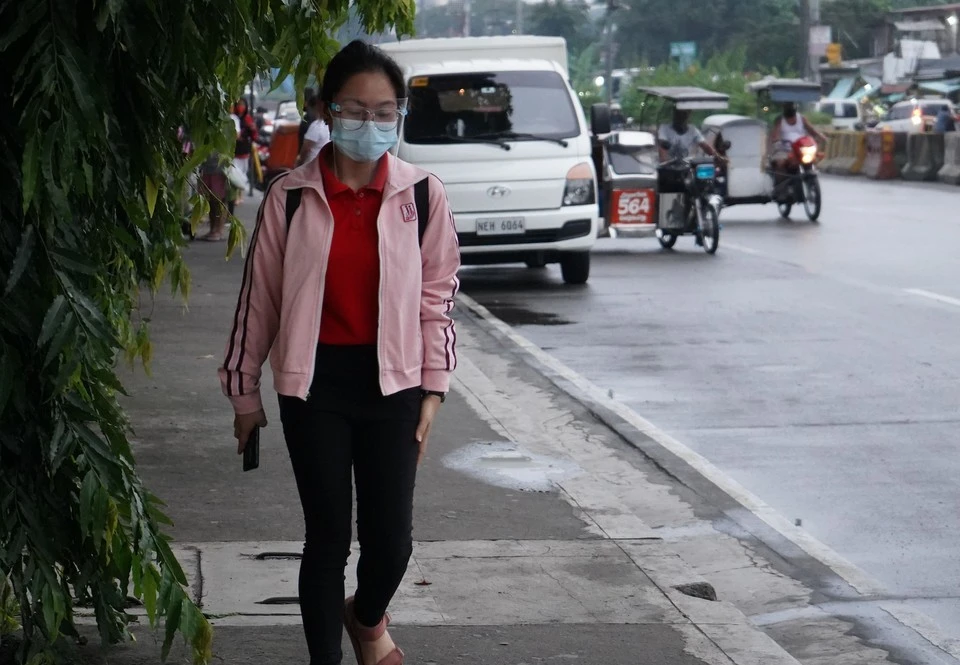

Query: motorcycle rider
[[769, 102, 826, 174], [657, 108, 723, 162]]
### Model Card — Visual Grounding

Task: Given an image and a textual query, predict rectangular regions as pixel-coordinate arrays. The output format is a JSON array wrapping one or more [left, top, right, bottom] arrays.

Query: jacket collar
[[282, 151, 428, 202]]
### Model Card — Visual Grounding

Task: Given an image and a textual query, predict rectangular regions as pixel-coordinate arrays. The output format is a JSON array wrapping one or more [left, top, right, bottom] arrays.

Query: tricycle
[[591, 86, 729, 254], [703, 78, 824, 222]]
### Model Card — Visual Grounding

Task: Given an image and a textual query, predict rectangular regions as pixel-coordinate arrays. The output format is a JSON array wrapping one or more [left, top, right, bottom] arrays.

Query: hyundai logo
[[487, 185, 511, 198]]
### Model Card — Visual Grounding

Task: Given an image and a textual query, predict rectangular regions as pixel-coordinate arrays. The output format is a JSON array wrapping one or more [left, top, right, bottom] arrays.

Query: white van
[[816, 98, 863, 130], [381, 36, 599, 284]]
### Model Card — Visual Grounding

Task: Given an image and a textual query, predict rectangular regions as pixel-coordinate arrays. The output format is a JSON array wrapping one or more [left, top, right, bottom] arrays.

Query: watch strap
[[422, 390, 446, 403]]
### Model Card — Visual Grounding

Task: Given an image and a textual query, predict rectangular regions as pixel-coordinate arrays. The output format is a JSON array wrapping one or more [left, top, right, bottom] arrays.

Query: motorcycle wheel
[[778, 202, 792, 219], [803, 178, 821, 222], [658, 233, 678, 249], [699, 205, 720, 255]]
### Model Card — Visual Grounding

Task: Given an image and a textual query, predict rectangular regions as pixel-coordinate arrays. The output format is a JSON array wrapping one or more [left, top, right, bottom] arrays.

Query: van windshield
[[404, 70, 580, 144]]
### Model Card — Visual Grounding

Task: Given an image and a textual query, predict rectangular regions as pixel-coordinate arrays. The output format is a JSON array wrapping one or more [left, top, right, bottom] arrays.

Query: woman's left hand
[[415, 395, 443, 465]]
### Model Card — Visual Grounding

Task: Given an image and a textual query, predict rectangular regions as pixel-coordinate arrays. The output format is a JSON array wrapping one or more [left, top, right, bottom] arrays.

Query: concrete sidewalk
[[72, 197, 815, 665]]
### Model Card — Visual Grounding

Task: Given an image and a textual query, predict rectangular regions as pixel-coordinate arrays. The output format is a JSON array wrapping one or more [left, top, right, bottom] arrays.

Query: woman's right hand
[[234, 409, 268, 454]]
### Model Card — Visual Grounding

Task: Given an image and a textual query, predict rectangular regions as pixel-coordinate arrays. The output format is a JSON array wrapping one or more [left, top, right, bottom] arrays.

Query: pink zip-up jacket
[[219, 154, 461, 415]]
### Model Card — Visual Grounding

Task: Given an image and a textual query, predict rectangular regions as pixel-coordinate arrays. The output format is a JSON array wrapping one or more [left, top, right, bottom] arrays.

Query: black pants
[[279, 345, 421, 665]]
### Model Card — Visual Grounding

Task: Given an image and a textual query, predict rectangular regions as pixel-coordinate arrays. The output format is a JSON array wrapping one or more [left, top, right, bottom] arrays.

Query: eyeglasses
[[329, 100, 409, 131]]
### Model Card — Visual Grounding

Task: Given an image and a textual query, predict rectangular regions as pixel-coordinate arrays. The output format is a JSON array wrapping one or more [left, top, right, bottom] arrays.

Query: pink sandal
[[343, 596, 403, 665]]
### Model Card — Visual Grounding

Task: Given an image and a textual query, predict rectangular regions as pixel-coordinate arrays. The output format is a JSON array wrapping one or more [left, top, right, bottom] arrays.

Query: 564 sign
[[611, 189, 656, 225]]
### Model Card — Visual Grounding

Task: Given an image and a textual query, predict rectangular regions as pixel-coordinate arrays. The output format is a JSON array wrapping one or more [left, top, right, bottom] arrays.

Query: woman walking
[[232, 98, 259, 203], [219, 40, 460, 665]]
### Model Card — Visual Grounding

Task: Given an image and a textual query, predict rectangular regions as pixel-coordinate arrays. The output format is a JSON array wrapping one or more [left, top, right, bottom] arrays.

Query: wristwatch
[[421, 390, 446, 403]]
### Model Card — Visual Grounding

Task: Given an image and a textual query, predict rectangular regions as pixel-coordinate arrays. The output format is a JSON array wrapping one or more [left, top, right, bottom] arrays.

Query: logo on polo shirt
[[401, 202, 417, 223]]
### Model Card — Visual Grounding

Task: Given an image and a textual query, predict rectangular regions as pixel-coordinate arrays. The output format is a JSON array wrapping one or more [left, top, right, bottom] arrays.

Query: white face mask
[[330, 118, 398, 163]]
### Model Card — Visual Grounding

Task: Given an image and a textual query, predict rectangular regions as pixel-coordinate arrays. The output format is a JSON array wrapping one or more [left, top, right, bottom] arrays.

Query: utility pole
[[809, 0, 821, 83], [463, 0, 472, 36], [604, 0, 618, 104], [516, 0, 524, 34], [799, 0, 810, 79]]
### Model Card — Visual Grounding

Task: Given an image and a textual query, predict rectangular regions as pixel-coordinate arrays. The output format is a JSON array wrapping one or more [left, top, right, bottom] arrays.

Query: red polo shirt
[[318, 147, 388, 345]]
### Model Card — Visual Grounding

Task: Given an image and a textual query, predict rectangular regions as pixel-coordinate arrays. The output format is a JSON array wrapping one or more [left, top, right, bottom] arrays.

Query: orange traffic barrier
[[861, 130, 901, 180]]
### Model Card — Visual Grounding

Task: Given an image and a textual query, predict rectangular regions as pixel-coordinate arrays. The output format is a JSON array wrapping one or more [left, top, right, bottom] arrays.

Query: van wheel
[[560, 252, 590, 285]]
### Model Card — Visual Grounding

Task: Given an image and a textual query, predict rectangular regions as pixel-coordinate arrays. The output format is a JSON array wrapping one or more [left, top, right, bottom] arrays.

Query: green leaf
[[146, 177, 159, 218], [80, 470, 98, 538], [82, 159, 94, 197], [141, 566, 158, 623], [58, 44, 99, 127], [41, 583, 57, 637], [38, 295, 68, 347], [161, 588, 184, 660], [0, 2, 47, 51], [42, 311, 76, 369], [0, 353, 16, 422], [189, 196, 207, 230], [4, 224, 35, 296], [179, 598, 199, 643], [154, 536, 188, 586], [47, 417, 66, 464], [49, 248, 97, 275], [21, 135, 39, 212]]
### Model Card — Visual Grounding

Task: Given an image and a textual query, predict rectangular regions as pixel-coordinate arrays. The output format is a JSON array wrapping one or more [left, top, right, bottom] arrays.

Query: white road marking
[[904, 288, 960, 308], [457, 292, 888, 597]]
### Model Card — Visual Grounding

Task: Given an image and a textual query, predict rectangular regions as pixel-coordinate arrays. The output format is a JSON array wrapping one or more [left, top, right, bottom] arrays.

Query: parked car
[[874, 99, 957, 132], [816, 98, 863, 130]]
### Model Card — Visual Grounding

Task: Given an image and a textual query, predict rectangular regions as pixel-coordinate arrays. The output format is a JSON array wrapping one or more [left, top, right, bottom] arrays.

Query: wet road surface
[[462, 176, 960, 645]]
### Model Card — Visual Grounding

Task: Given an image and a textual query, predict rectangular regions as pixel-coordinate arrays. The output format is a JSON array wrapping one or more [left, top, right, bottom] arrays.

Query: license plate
[[695, 164, 716, 180], [611, 189, 655, 225], [476, 217, 525, 235]]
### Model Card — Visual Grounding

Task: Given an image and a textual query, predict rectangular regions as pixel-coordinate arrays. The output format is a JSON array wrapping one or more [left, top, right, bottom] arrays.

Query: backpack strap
[[414, 177, 430, 247], [285, 188, 302, 232]]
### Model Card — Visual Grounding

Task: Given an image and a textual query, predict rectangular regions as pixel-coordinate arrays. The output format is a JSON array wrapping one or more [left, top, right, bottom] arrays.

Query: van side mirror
[[591, 103, 612, 136]]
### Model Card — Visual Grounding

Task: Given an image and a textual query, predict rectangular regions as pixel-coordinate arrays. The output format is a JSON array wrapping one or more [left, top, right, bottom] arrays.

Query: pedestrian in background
[[299, 86, 318, 150], [296, 95, 332, 166], [219, 40, 461, 665], [232, 98, 259, 203], [935, 106, 956, 133]]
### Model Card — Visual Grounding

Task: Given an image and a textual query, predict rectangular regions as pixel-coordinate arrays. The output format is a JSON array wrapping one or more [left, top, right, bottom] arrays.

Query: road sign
[[670, 41, 697, 70], [808, 25, 832, 56]]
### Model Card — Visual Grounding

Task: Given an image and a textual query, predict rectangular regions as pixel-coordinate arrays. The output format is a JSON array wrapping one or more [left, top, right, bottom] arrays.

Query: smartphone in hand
[[243, 426, 260, 472]]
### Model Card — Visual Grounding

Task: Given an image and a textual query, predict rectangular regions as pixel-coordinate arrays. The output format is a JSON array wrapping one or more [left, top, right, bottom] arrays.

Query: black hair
[[321, 40, 406, 103]]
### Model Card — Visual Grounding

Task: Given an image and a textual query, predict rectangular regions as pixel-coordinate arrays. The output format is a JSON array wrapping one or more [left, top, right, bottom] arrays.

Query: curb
[[456, 296, 805, 664]]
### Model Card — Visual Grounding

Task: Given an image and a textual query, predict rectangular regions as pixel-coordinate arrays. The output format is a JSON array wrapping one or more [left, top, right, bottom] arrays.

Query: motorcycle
[[656, 154, 723, 254], [770, 135, 823, 222]]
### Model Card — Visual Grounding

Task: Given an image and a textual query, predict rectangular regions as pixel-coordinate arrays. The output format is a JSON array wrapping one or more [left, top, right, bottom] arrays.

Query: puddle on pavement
[[442, 441, 581, 492], [484, 303, 572, 326]]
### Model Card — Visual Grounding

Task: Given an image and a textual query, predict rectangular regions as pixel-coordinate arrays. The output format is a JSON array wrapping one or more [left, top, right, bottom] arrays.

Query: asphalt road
[[461, 175, 960, 649]]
